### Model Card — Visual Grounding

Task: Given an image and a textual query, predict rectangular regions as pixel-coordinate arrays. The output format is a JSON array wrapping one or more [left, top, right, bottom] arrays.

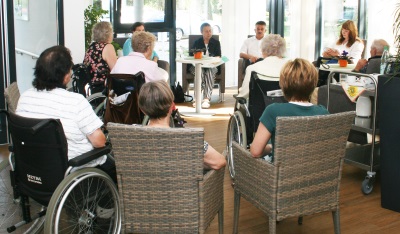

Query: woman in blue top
[[250, 58, 329, 161]]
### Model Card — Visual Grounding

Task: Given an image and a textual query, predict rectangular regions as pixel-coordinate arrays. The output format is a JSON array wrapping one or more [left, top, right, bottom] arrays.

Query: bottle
[[380, 45, 390, 74]]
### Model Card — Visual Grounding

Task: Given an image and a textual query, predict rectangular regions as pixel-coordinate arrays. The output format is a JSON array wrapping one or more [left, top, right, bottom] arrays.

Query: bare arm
[[87, 128, 106, 148], [250, 123, 272, 158], [240, 52, 258, 63], [102, 43, 118, 70], [354, 58, 368, 72], [203, 144, 226, 170], [322, 48, 340, 57]]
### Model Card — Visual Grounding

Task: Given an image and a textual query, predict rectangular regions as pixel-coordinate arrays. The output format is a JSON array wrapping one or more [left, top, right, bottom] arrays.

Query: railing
[[15, 48, 39, 59]]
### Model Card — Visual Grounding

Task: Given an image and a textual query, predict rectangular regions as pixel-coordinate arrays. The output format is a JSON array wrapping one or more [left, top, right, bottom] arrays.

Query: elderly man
[[353, 39, 389, 74], [239, 21, 267, 64], [16, 45, 116, 181]]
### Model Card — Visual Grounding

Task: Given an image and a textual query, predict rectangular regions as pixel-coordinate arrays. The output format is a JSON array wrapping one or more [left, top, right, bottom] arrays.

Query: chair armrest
[[199, 168, 225, 230], [233, 95, 246, 105], [232, 142, 277, 215], [68, 144, 112, 167], [157, 60, 170, 73]]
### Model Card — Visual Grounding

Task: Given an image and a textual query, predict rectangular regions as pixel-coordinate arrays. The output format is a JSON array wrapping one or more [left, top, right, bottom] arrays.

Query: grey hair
[[92, 21, 113, 43], [261, 34, 286, 57], [131, 31, 155, 53], [371, 39, 389, 54]]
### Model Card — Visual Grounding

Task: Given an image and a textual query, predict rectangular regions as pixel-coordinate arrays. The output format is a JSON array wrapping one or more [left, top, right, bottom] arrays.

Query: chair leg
[[332, 210, 341, 234], [269, 217, 277, 234], [218, 204, 224, 234], [233, 191, 241, 234]]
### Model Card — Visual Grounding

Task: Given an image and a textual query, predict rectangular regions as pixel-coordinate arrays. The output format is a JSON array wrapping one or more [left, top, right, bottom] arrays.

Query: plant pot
[[339, 59, 348, 67], [194, 51, 203, 59]]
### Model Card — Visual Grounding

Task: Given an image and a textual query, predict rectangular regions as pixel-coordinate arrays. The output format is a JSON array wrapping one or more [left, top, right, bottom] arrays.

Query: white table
[[176, 56, 221, 116], [320, 63, 356, 72]]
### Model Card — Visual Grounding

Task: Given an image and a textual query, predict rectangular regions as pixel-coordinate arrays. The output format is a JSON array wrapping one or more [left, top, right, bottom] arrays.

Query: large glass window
[[321, 0, 359, 50], [175, 0, 222, 83]]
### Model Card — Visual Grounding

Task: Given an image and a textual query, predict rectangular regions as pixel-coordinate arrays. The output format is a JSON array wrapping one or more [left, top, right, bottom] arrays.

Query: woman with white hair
[[83, 21, 118, 93], [237, 34, 288, 99], [111, 31, 168, 82]]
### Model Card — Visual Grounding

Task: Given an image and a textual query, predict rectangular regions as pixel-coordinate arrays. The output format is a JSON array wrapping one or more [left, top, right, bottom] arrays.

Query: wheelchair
[[226, 71, 286, 178], [71, 63, 107, 120], [0, 110, 121, 233]]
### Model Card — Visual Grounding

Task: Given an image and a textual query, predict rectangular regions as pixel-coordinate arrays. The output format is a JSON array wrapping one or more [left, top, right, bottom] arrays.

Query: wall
[[64, 0, 86, 64], [14, 1, 58, 93]]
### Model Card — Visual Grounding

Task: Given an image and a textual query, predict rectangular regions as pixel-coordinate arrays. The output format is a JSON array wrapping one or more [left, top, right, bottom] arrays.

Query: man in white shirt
[[16, 45, 116, 181], [240, 21, 267, 63]]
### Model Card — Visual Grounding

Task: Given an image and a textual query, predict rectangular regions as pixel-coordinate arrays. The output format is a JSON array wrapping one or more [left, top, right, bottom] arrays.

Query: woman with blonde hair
[[83, 21, 118, 93], [323, 20, 364, 63], [111, 31, 168, 82], [250, 58, 329, 162], [237, 34, 288, 99], [138, 80, 226, 170]]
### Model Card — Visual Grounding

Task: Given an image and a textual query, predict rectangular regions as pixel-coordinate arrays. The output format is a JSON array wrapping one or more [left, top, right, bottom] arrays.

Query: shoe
[[201, 99, 210, 109]]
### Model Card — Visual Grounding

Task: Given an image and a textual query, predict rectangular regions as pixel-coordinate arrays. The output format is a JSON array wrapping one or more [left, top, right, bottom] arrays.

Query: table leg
[[195, 63, 202, 113]]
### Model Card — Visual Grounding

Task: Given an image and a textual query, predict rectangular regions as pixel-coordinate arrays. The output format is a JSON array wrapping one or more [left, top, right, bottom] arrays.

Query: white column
[[64, 0, 86, 64]]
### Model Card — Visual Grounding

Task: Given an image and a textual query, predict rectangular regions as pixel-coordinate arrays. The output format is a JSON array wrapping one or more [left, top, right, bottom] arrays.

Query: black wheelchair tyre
[[44, 168, 121, 234]]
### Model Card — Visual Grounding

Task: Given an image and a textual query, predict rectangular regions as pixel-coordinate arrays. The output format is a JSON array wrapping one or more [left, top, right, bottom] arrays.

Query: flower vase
[[194, 51, 203, 59], [339, 59, 348, 67]]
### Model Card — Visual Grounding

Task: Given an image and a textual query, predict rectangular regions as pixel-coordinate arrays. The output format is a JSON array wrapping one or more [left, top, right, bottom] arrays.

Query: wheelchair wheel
[[44, 168, 121, 234], [0, 159, 45, 233], [226, 111, 247, 179], [86, 93, 107, 120]]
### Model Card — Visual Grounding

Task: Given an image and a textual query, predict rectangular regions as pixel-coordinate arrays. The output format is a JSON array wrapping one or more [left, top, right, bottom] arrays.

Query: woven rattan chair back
[[4, 82, 20, 113], [232, 111, 355, 234], [107, 124, 224, 233]]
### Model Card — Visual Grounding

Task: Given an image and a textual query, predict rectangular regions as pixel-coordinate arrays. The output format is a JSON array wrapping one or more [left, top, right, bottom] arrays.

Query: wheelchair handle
[[31, 119, 59, 134]]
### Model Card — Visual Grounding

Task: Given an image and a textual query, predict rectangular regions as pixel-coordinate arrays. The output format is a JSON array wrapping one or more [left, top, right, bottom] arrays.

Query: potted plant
[[336, 50, 351, 67], [190, 48, 205, 59], [84, 4, 108, 50]]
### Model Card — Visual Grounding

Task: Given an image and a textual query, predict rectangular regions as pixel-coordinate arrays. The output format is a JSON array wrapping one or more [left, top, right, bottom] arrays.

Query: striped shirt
[[16, 88, 105, 168]]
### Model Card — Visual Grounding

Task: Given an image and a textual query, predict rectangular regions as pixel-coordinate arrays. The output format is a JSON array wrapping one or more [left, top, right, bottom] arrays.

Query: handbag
[[171, 82, 193, 103]]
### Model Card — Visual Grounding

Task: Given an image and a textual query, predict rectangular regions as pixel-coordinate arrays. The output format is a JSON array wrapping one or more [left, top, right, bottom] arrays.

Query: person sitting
[[138, 80, 226, 170], [353, 39, 389, 73], [17, 45, 116, 181], [122, 22, 159, 62], [111, 31, 168, 83], [322, 20, 364, 64], [83, 21, 118, 94], [189, 23, 221, 109], [237, 34, 288, 99], [250, 58, 329, 162], [240, 21, 267, 64]]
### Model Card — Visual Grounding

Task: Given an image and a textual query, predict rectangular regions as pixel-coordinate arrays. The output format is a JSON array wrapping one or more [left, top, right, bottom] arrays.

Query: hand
[[354, 58, 368, 72], [249, 56, 258, 63]]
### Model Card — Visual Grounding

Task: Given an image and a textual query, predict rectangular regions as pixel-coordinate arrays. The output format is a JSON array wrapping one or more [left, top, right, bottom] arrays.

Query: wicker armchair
[[230, 111, 355, 234], [4, 82, 20, 113], [107, 124, 224, 233]]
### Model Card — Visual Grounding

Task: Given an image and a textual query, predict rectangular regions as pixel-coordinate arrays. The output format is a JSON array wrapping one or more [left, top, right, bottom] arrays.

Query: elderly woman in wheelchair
[[0, 45, 121, 233], [227, 59, 329, 174]]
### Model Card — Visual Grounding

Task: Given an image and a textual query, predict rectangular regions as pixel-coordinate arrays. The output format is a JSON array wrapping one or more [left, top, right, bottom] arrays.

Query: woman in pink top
[[111, 31, 168, 83]]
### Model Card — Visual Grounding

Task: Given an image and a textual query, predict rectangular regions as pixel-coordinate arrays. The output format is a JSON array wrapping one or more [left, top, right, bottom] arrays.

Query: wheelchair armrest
[[233, 95, 247, 105], [68, 144, 112, 167]]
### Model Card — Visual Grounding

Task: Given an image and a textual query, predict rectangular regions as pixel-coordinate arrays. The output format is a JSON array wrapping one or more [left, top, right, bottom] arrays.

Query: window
[[321, 0, 359, 51]]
